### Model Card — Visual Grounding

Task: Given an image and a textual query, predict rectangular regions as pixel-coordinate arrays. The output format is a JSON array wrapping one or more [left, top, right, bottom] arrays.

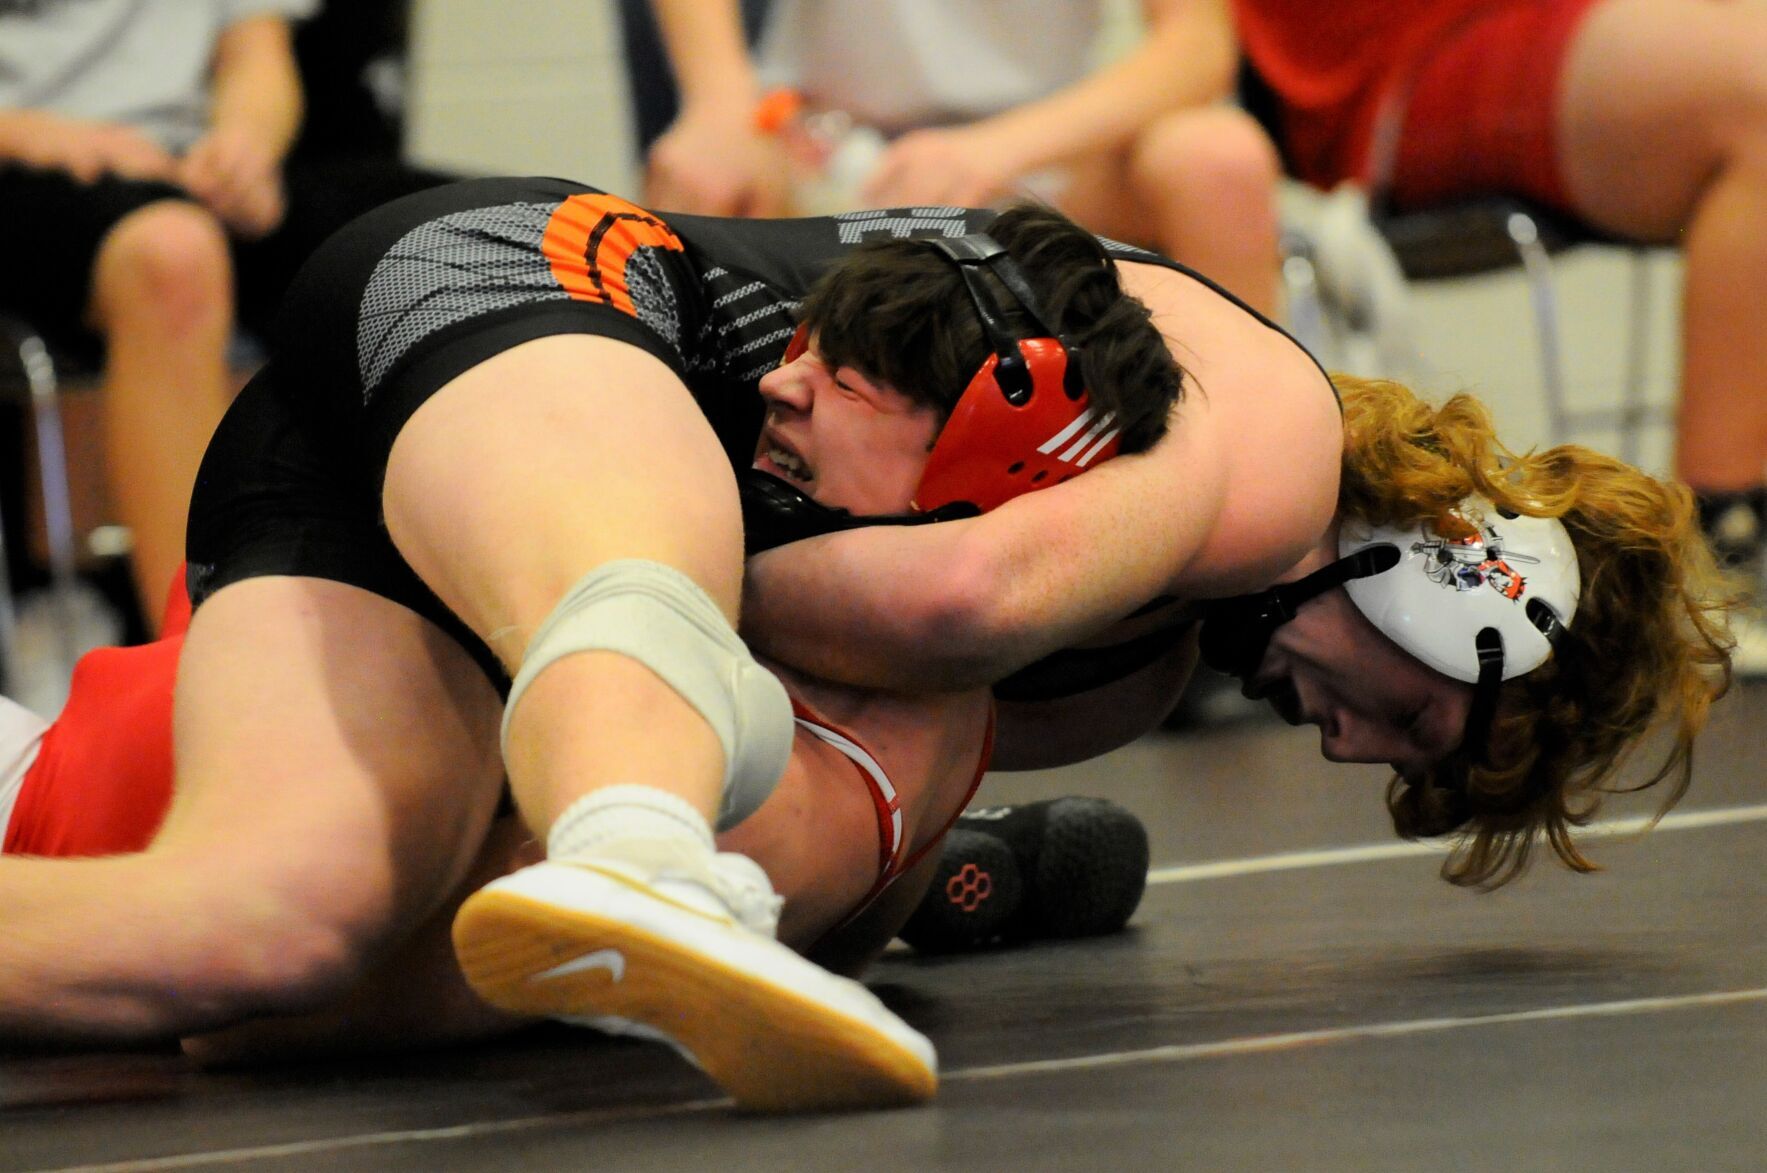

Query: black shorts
[[184, 363, 508, 687], [0, 164, 188, 355]]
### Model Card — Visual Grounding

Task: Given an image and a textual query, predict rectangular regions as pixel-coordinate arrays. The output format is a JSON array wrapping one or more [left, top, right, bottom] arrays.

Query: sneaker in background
[[899, 797, 1149, 954], [1699, 487, 1767, 680]]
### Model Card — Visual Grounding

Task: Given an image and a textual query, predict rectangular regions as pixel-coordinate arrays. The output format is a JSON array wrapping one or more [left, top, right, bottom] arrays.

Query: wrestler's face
[[755, 338, 941, 514], [1243, 585, 1475, 781]]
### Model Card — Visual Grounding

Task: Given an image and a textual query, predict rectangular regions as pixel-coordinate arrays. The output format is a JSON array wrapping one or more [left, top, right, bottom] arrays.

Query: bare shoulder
[[1117, 260, 1342, 598]]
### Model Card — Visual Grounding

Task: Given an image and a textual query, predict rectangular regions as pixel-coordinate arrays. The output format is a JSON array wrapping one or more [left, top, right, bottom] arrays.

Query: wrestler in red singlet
[[1, 577, 189, 857], [0, 573, 985, 924]]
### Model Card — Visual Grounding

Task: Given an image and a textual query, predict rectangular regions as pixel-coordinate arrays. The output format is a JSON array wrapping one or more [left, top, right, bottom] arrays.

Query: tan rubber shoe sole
[[452, 861, 938, 1112]]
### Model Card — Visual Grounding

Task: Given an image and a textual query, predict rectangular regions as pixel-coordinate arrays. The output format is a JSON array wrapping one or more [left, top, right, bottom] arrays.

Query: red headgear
[[780, 235, 1117, 514], [914, 336, 1118, 512], [782, 234, 1118, 516]]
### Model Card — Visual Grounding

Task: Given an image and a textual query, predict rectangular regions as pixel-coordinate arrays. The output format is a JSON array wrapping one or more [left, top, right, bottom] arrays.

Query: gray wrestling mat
[[5, 683, 1765, 1172]]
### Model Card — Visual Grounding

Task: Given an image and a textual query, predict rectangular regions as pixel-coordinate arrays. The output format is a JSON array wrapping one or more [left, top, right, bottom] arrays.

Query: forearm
[[0, 109, 50, 162], [743, 449, 1203, 690], [207, 16, 303, 161], [649, 0, 763, 117], [744, 524, 994, 691], [972, 0, 1239, 175]]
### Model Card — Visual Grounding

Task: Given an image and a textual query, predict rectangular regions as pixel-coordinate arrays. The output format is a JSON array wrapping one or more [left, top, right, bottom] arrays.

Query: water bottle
[[753, 89, 887, 216]]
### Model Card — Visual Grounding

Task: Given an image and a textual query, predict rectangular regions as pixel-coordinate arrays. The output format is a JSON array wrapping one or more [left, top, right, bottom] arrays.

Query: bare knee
[[90, 199, 233, 337], [1128, 107, 1283, 215]]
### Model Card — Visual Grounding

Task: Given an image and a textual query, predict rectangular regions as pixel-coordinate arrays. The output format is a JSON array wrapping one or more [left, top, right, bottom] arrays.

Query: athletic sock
[[546, 784, 716, 861], [1695, 486, 1767, 575]]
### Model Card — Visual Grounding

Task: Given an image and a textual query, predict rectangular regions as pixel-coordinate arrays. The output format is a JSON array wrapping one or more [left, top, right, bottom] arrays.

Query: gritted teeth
[[768, 445, 813, 483]]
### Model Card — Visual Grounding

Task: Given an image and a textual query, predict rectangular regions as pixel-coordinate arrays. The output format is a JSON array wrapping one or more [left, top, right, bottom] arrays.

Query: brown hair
[[795, 202, 1181, 454], [1335, 374, 1737, 887]]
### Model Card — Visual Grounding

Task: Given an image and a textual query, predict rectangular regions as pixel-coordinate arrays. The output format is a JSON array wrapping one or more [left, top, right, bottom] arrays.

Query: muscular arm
[[743, 465, 1167, 689], [742, 262, 1341, 693]]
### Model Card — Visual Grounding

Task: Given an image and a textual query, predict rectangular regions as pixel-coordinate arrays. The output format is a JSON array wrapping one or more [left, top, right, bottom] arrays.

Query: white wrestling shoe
[[452, 839, 938, 1112]]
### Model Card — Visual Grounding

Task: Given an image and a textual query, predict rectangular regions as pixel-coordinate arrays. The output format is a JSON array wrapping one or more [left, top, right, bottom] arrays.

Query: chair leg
[[0, 476, 15, 698], [14, 331, 85, 679], [1278, 229, 1334, 367], [1618, 249, 1654, 467], [1506, 210, 1572, 446]]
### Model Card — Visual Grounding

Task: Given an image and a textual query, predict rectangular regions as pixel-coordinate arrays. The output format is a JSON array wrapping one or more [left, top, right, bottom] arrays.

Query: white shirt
[[0, 0, 318, 152], [755, 0, 1103, 134]]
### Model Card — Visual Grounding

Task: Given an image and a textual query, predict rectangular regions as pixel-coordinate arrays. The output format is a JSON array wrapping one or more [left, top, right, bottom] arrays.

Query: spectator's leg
[[1557, 0, 1767, 494], [88, 200, 236, 625], [1061, 105, 1284, 317]]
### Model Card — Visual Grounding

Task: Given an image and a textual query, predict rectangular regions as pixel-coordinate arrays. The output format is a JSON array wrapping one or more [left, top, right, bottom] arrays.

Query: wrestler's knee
[[504, 559, 794, 827], [90, 199, 232, 334]]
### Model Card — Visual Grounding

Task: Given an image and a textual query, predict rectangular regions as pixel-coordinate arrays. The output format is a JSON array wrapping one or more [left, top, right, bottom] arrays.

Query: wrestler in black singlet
[[184, 177, 1329, 689]]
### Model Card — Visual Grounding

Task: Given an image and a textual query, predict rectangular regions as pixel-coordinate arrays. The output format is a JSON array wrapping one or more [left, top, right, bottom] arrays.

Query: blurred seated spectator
[[242, 0, 456, 341], [640, 0, 1283, 316], [0, 1, 450, 629], [1226, 0, 1767, 667]]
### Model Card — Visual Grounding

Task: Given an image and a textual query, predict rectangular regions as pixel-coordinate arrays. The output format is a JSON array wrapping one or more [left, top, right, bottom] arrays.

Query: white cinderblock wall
[[405, 0, 639, 197]]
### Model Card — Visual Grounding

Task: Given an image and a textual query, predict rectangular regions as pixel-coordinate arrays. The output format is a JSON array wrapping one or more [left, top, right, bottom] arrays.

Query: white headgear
[[1338, 497, 1581, 683]]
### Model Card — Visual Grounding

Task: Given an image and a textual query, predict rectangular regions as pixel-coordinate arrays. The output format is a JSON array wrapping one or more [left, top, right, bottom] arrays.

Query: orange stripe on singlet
[[539, 192, 684, 314]]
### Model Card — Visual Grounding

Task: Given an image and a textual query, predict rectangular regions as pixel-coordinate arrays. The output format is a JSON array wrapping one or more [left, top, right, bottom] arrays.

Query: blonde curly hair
[[1335, 374, 1737, 887]]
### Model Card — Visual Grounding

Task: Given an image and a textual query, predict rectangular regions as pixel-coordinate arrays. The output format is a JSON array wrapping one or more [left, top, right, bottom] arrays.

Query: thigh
[[381, 333, 746, 658], [181, 814, 542, 1065], [0, 164, 188, 348], [1557, 0, 1767, 237], [268, 176, 695, 483], [159, 574, 506, 946], [188, 363, 504, 685]]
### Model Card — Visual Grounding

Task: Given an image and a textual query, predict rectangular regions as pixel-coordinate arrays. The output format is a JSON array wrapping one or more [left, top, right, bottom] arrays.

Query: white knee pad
[[500, 560, 794, 831]]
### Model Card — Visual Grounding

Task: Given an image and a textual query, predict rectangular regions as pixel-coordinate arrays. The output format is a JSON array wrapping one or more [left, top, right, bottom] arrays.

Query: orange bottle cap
[[753, 88, 804, 134]]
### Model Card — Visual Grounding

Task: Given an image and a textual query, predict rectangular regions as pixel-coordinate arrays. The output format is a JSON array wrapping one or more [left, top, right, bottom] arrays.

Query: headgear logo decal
[[1411, 510, 1539, 602]]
